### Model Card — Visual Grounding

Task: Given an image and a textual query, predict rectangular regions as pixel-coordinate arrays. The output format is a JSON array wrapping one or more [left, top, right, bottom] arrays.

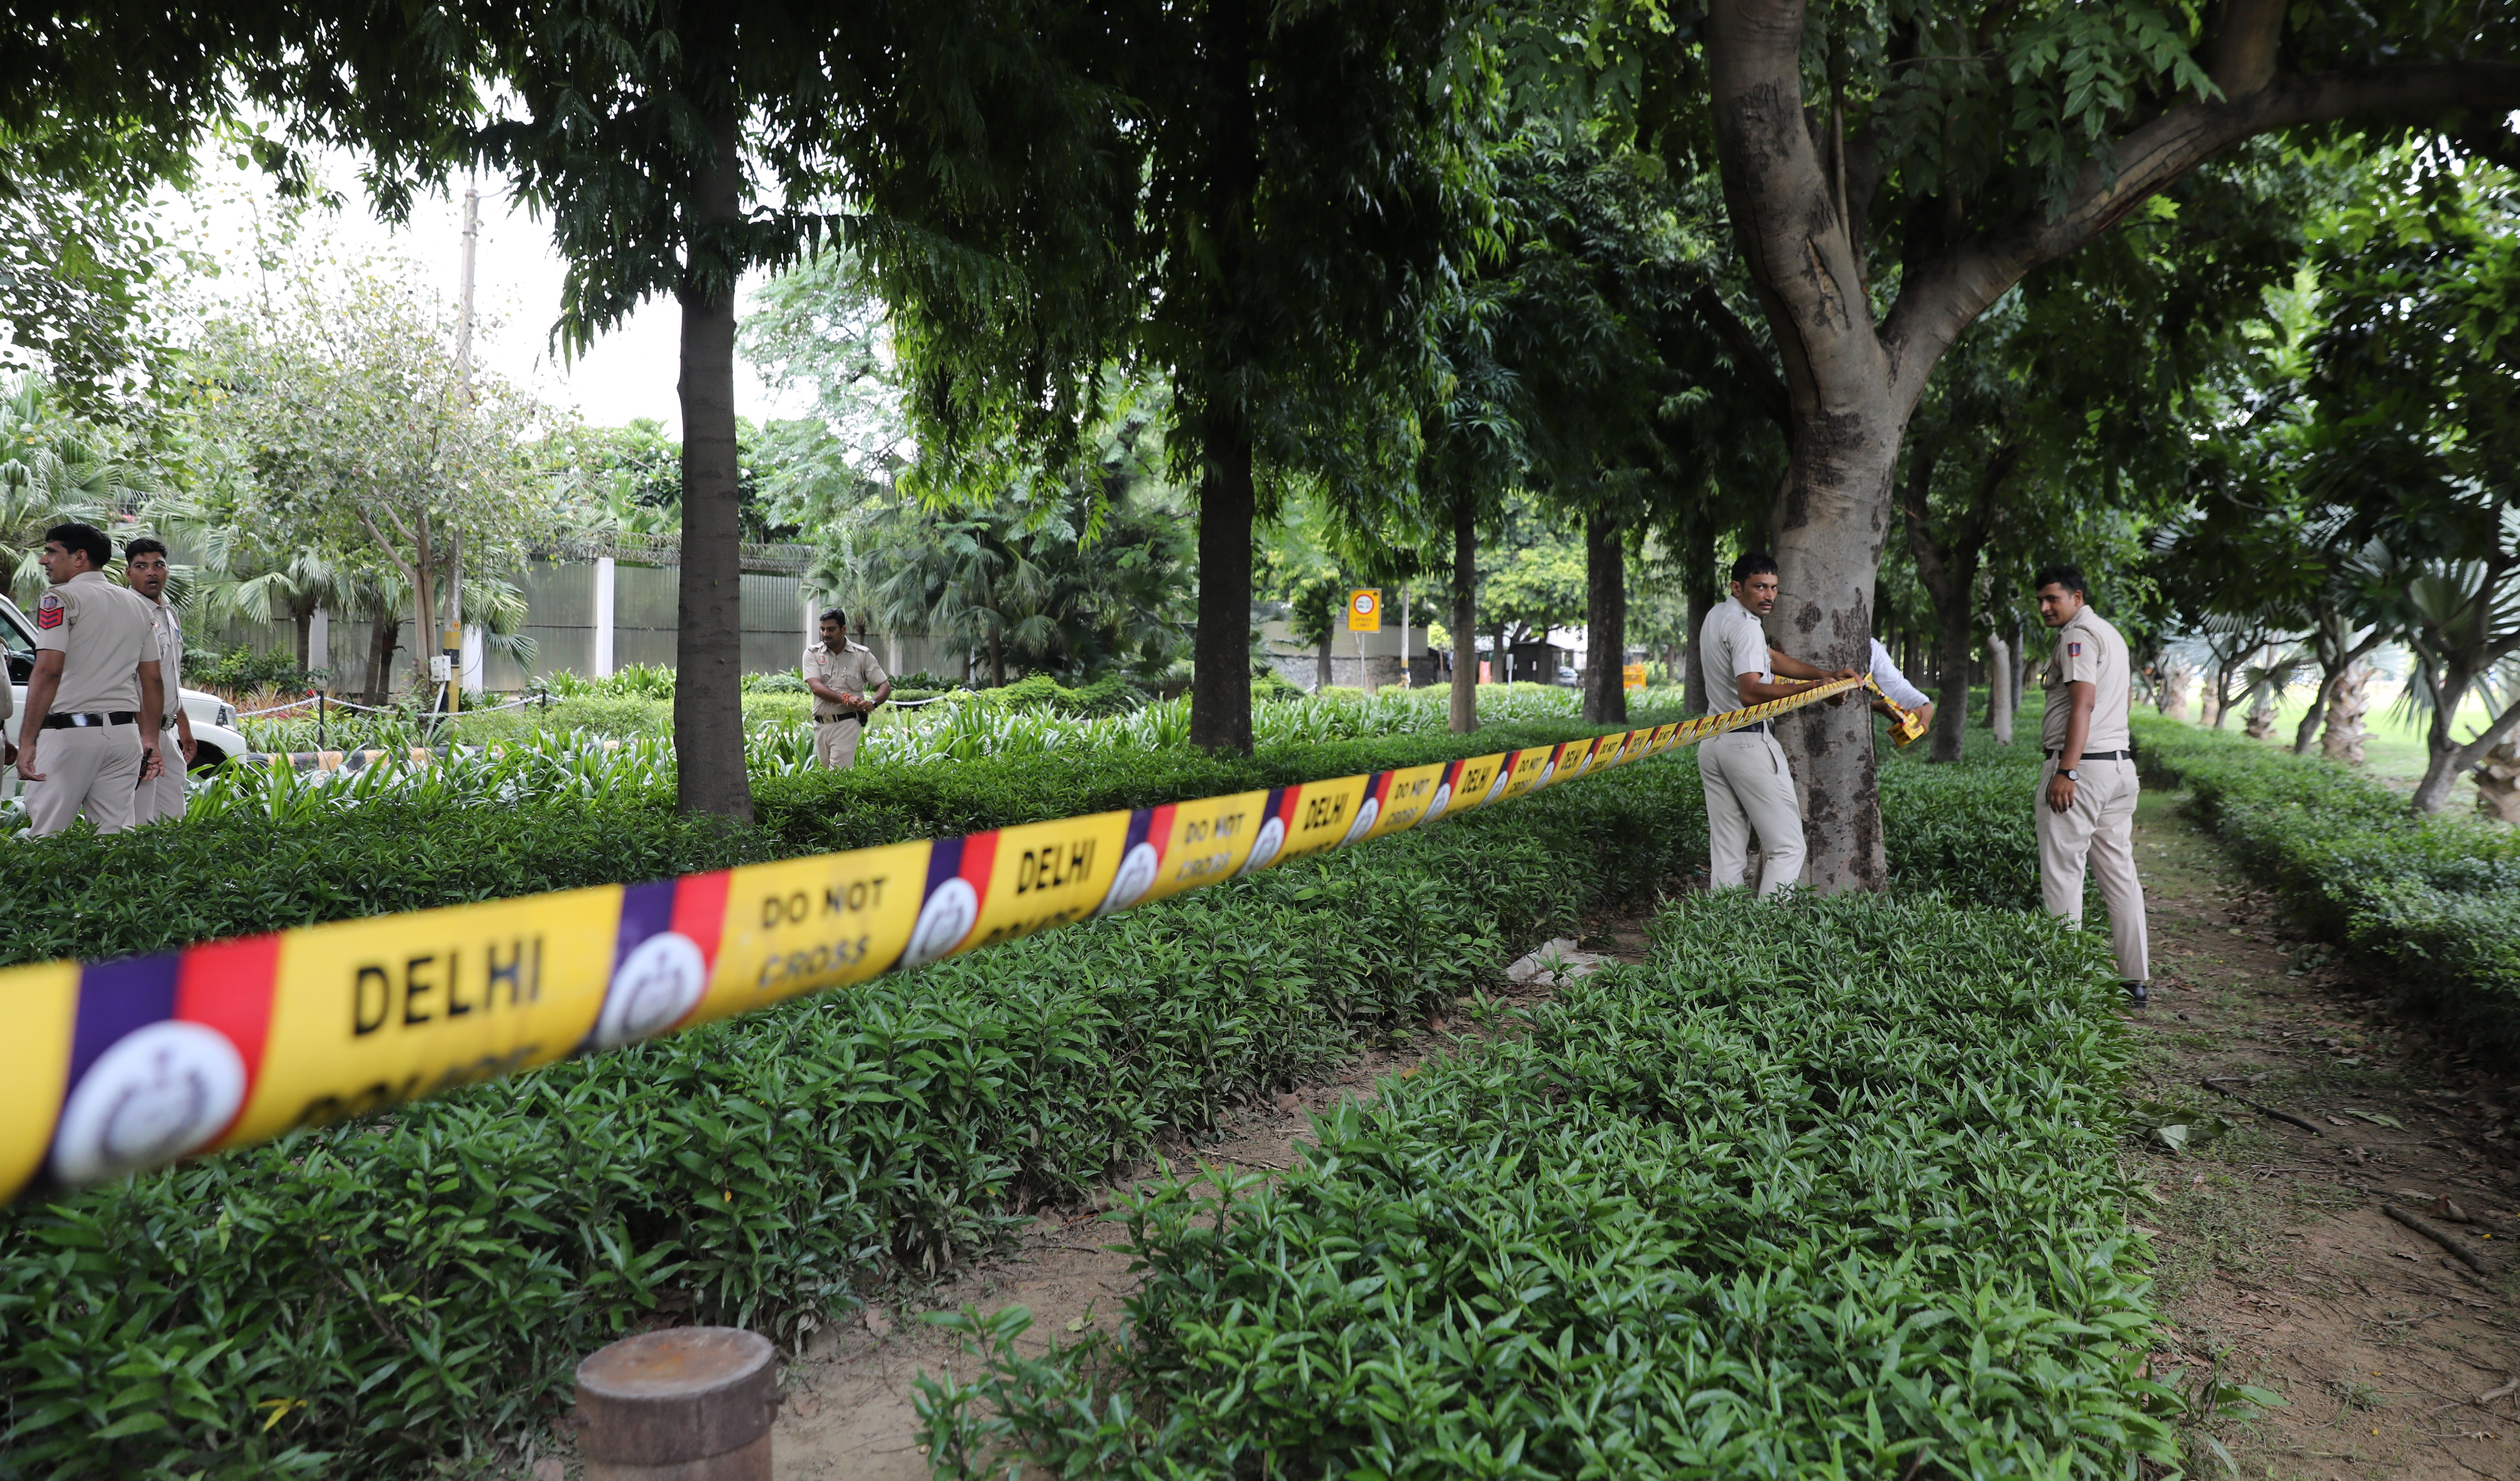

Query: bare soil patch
[[2127, 788, 2520, 1480]]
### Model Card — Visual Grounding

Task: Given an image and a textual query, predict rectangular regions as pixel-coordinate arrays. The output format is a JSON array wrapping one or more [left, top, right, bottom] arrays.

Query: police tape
[[0, 674, 1877, 1205]]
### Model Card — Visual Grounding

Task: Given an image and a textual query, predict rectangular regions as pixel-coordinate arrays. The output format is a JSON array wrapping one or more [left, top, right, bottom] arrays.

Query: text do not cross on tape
[[0, 676, 1875, 1204]]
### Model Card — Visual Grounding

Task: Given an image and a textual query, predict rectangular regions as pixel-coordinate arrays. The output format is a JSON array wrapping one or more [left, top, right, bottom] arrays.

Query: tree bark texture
[[2321, 662, 2368, 763], [1682, 521, 1715, 717], [2159, 665, 2191, 722], [1986, 630, 2014, 748], [1449, 490, 1477, 733], [673, 98, 753, 823], [1581, 510, 1627, 725], [1188, 422, 1255, 753], [1315, 629, 1332, 693]]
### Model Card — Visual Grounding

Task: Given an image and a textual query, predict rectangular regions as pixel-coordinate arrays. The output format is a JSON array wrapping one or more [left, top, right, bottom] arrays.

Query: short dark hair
[[124, 536, 169, 562], [45, 522, 111, 570], [1730, 552, 1780, 585], [2032, 563, 2087, 597], [819, 608, 847, 628]]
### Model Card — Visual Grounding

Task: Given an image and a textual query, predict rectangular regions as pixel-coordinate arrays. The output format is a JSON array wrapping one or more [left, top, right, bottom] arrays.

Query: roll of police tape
[[0, 677, 1871, 1203]]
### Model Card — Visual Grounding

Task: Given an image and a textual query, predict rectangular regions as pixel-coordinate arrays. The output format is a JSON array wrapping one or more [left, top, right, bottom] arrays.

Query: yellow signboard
[[1623, 662, 1648, 690], [1347, 589, 1382, 632]]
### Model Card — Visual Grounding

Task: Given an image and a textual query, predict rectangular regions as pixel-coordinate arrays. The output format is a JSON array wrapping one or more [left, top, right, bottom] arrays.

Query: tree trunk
[[672, 95, 753, 822], [1314, 627, 1331, 692], [1449, 488, 1477, 733], [2244, 693, 2275, 740], [1581, 509, 1627, 725], [2292, 667, 2333, 754], [1188, 420, 1254, 753], [2322, 662, 2368, 763], [365, 616, 399, 706], [988, 624, 1005, 688], [293, 600, 314, 674], [1986, 630, 2015, 747], [2476, 737, 2520, 823], [1681, 522, 1715, 717], [1493, 622, 1509, 686], [1928, 610, 1971, 762], [2159, 664, 2191, 721]]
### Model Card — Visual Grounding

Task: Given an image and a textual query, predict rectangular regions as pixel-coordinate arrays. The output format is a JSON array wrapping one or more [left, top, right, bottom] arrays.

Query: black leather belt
[[2045, 748, 2131, 762], [816, 713, 864, 724], [1733, 721, 1767, 735], [42, 711, 138, 729]]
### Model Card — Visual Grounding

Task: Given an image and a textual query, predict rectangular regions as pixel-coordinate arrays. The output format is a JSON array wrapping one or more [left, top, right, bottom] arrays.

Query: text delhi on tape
[[0, 677, 1870, 1203]]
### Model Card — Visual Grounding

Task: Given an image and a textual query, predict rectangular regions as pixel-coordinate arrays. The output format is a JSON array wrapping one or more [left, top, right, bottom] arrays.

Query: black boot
[[2124, 979, 2149, 1008]]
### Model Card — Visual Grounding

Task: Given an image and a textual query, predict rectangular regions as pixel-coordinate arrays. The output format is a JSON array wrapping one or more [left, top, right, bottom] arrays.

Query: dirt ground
[[2126, 788, 2520, 1481], [732, 791, 2520, 1481], [765, 922, 1648, 1480]]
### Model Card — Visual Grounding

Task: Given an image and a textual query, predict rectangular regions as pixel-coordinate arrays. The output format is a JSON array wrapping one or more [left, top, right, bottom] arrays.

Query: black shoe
[[2124, 980, 2149, 1008]]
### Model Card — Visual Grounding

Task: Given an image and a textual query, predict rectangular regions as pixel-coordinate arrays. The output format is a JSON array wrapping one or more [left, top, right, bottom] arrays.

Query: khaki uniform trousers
[[24, 724, 144, 836], [136, 731, 187, 824], [1702, 728, 1805, 896], [2036, 756, 2149, 981], [814, 715, 864, 770]]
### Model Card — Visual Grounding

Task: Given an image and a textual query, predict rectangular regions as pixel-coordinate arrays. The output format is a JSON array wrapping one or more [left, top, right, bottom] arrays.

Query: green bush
[[739, 669, 808, 694], [544, 663, 676, 702], [2135, 716, 2520, 1056], [0, 747, 1717, 1479], [444, 695, 675, 745], [189, 644, 310, 693], [1878, 709, 2045, 909], [917, 889, 2161, 1479]]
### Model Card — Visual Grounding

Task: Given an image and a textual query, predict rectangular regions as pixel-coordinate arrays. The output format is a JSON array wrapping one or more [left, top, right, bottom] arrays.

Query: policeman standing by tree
[[2032, 563, 2150, 1005], [1696, 553, 1856, 895], [14, 522, 164, 835], [804, 608, 890, 771], [123, 537, 194, 823]]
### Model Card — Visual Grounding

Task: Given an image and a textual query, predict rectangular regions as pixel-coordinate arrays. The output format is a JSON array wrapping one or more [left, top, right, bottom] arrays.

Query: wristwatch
[[2059, 766, 2080, 780]]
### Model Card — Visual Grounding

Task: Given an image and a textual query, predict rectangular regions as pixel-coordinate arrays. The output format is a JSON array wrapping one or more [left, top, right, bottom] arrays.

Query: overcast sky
[[161, 151, 810, 437]]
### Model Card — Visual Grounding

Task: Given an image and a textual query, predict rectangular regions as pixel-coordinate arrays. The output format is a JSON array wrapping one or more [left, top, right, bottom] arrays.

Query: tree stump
[[576, 1327, 775, 1479]]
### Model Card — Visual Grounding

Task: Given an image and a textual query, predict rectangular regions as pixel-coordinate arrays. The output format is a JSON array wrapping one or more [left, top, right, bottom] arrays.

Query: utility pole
[[440, 183, 479, 717]]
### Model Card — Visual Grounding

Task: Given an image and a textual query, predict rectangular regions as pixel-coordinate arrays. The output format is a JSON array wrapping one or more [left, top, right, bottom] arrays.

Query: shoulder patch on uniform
[[35, 591, 63, 630], [2066, 642, 2082, 656]]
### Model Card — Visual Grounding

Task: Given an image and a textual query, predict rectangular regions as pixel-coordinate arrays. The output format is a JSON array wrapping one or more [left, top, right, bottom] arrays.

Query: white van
[[1, 594, 252, 800]]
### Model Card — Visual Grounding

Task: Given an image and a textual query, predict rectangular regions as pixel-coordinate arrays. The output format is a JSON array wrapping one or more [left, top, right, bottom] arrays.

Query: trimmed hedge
[[919, 889, 2159, 1478], [2135, 715, 2520, 1058], [0, 749, 1716, 1480], [0, 713, 1677, 970]]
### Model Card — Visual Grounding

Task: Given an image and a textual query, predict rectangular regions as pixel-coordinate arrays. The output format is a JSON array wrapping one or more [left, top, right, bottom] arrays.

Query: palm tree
[[0, 378, 157, 605]]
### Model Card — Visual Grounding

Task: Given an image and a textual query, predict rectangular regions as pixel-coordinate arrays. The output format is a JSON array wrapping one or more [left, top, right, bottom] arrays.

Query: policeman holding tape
[[804, 608, 890, 771], [15, 521, 165, 835], [1696, 553, 1855, 895], [2033, 563, 2149, 1005], [123, 537, 194, 824]]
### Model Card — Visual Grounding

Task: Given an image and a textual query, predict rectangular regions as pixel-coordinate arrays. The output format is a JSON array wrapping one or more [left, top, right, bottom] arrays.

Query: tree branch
[[1689, 285, 1790, 428], [1882, 59, 2520, 407]]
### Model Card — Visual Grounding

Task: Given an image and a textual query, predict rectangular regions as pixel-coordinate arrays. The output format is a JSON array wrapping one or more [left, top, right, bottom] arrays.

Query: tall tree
[[1695, 0, 2520, 889], [881, 0, 1478, 756]]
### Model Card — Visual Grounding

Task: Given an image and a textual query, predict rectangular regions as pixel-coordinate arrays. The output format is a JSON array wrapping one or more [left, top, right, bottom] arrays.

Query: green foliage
[[0, 740, 1717, 1478], [2136, 716, 2520, 1055], [545, 663, 676, 702], [740, 669, 808, 695], [915, 889, 2163, 1479], [189, 644, 310, 695]]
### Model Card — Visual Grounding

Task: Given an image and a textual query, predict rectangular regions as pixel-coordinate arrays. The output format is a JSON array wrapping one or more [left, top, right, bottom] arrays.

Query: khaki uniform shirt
[[2040, 605, 2132, 754], [1698, 595, 1773, 710], [142, 594, 182, 728], [805, 641, 887, 723], [33, 571, 155, 713]]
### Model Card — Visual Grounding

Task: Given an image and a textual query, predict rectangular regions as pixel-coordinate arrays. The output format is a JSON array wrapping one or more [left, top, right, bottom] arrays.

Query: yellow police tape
[[1, 675, 1886, 1204]]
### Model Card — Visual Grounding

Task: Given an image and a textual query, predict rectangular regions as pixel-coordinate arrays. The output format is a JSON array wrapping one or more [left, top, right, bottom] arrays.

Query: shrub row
[[2134, 715, 2520, 1058], [0, 711, 1676, 969], [919, 888, 2159, 1478], [0, 746, 1717, 1480]]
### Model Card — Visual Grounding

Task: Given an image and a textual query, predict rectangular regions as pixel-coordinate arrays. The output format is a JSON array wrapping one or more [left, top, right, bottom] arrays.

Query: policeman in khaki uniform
[[15, 521, 166, 835], [124, 537, 195, 824], [1696, 552, 1856, 896], [2033, 563, 2150, 1005], [803, 608, 890, 770]]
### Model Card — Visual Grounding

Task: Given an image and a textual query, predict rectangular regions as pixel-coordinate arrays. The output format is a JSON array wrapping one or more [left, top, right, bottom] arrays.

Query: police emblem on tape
[[35, 591, 63, 630], [51, 1021, 248, 1184]]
